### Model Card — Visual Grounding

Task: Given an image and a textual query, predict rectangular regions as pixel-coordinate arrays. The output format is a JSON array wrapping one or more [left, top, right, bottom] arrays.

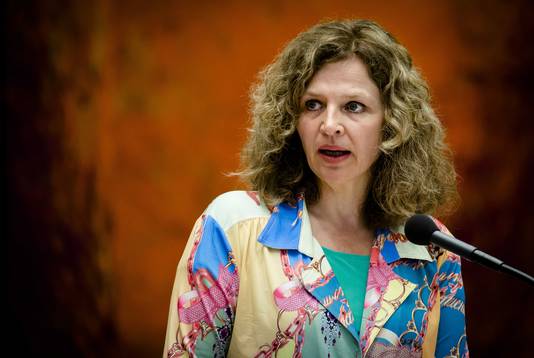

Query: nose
[[320, 107, 344, 136]]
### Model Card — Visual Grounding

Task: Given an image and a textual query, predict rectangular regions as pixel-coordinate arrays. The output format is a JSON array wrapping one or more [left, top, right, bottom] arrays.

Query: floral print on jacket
[[164, 191, 468, 357]]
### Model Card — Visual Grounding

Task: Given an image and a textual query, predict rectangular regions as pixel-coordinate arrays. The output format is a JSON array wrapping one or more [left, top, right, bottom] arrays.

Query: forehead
[[304, 56, 380, 102]]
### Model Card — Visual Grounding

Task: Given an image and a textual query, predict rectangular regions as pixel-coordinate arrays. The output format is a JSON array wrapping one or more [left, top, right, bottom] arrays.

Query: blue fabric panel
[[192, 215, 235, 280], [257, 201, 303, 250]]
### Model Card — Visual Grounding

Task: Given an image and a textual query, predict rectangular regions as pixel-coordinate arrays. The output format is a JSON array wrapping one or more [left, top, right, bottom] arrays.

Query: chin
[[316, 170, 369, 191], [318, 176, 356, 189]]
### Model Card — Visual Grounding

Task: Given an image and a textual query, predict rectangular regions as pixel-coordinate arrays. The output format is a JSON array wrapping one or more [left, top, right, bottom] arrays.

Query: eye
[[304, 99, 322, 111], [345, 101, 364, 113]]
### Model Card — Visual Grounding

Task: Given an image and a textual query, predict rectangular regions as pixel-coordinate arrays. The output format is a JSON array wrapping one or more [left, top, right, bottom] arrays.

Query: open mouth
[[319, 149, 351, 157]]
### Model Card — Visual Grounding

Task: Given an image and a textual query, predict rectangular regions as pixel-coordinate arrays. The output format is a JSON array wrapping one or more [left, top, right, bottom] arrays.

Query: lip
[[318, 145, 349, 151], [317, 145, 351, 164]]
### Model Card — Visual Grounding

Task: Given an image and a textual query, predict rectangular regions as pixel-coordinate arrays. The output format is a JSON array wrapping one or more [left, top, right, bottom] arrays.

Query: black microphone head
[[405, 214, 439, 245]]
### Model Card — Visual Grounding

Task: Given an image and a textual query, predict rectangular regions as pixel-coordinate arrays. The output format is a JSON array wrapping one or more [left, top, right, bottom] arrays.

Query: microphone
[[405, 214, 534, 286]]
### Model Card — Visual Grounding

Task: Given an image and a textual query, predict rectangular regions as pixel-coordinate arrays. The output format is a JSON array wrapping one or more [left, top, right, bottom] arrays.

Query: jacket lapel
[[297, 200, 364, 341], [359, 245, 416, 353], [257, 196, 433, 352], [258, 196, 363, 340], [359, 229, 432, 354], [300, 249, 361, 340]]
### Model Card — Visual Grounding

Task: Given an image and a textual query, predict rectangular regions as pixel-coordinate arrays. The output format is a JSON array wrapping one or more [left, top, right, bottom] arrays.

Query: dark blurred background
[[5, 0, 533, 356]]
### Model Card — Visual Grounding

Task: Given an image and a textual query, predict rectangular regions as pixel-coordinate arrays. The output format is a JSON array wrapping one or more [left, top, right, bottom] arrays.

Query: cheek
[[370, 131, 383, 157], [296, 120, 314, 151], [370, 128, 383, 151], [356, 123, 383, 160], [368, 119, 383, 146]]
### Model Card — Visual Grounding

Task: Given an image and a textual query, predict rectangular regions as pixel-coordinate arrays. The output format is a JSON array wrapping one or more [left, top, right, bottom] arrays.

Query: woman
[[164, 19, 467, 358]]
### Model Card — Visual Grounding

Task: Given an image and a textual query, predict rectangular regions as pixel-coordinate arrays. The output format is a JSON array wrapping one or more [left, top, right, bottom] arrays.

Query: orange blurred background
[[6, 0, 533, 356]]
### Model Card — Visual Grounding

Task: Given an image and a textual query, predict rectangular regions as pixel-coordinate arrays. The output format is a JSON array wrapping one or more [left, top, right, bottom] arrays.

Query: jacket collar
[[257, 195, 432, 263], [257, 195, 432, 352]]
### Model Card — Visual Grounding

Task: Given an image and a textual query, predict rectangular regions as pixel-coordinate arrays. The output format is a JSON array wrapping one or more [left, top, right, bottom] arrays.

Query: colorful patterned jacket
[[164, 191, 468, 357]]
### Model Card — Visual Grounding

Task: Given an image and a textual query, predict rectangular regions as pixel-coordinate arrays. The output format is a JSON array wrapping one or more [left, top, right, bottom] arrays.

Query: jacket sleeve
[[434, 250, 469, 358], [163, 214, 239, 358]]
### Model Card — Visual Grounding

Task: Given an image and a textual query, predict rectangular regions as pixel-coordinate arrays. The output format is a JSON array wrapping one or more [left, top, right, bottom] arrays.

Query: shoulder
[[380, 216, 452, 262], [394, 215, 459, 264], [204, 191, 272, 231]]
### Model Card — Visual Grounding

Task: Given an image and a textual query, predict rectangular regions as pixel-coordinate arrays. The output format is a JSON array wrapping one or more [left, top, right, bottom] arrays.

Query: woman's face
[[297, 55, 384, 193]]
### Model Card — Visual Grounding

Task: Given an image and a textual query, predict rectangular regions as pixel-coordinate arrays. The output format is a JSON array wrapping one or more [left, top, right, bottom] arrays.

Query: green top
[[322, 246, 370, 336]]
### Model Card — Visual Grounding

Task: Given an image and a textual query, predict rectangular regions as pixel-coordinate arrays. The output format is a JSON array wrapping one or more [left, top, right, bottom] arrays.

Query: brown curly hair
[[238, 19, 458, 229]]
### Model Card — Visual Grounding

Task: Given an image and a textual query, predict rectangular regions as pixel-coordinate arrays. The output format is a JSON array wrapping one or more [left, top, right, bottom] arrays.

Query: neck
[[307, 178, 374, 254]]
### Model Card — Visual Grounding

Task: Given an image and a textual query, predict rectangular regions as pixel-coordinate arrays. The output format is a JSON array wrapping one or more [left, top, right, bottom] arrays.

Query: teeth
[[320, 150, 349, 157]]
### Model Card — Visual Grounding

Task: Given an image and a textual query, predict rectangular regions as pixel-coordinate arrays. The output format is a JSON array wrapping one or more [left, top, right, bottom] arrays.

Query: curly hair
[[238, 19, 458, 229]]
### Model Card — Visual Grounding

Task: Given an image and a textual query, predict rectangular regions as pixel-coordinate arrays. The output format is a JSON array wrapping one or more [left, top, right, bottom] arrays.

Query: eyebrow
[[301, 89, 374, 101]]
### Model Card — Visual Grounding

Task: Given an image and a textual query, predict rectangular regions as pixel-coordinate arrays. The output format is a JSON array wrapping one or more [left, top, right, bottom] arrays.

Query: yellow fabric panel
[[365, 279, 417, 349], [422, 286, 440, 358], [163, 216, 204, 357], [421, 249, 449, 358], [226, 218, 298, 357]]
